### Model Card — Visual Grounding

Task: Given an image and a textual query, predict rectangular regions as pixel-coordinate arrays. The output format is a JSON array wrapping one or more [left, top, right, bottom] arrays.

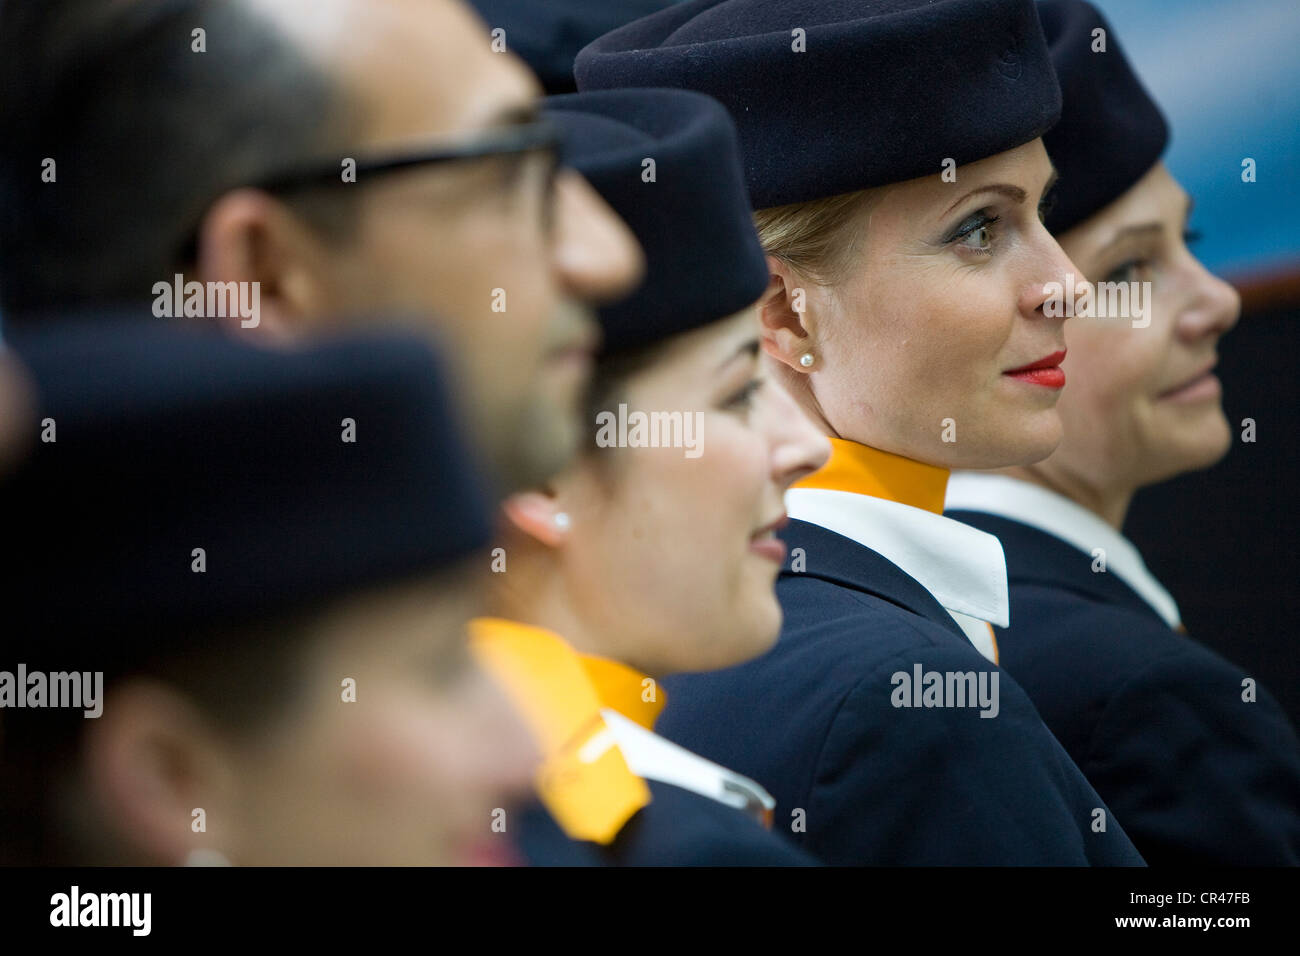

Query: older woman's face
[[557, 308, 829, 675], [1049, 162, 1241, 489], [805, 139, 1075, 468]]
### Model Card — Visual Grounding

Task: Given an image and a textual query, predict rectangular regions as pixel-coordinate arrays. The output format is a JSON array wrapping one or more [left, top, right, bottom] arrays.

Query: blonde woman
[[578, 0, 1144, 864]]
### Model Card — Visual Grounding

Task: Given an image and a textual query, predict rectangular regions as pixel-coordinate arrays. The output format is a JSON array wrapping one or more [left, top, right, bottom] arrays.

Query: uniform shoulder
[[1092, 635, 1300, 744], [1006, 581, 1192, 679], [798, 639, 1136, 864], [512, 788, 817, 867], [775, 570, 971, 673], [615, 781, 817, 866]]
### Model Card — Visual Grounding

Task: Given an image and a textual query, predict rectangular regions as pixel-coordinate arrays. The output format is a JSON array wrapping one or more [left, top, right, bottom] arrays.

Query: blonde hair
[[752, 188, 880, 286]]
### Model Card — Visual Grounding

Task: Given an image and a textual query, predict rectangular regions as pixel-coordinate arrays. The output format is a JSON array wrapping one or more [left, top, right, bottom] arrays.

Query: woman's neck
[[489, 551, 646, 673], [997, 462, 1134, 531]]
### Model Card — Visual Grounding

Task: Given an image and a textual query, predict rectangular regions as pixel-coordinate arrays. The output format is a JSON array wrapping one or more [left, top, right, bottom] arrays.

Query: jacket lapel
[[778, 518, 967, 638], [947, 510, 1164, 625]]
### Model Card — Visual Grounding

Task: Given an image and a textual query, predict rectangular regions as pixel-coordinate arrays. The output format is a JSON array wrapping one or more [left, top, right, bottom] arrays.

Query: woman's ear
[[501, 489, 571, 549], [82, 678, 240, 865], [759, 256, 818, 374]]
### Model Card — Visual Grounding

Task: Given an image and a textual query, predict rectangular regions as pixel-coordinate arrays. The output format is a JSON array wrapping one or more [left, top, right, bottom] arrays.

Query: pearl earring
[[553, 512, 571, 530], [799, 353, 815, 368]]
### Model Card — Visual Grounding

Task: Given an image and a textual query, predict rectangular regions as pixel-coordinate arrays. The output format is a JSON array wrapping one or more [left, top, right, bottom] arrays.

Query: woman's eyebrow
[[715, 338, 761, 370], [1097, 221, 1164, 254], [941, 183, 1028, 217]]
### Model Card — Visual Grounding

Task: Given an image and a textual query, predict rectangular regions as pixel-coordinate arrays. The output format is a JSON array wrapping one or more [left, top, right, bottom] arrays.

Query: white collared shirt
[[785, 487, 1009, 662], [944, 472, 1181, 629], [596, 709, 776, 823]]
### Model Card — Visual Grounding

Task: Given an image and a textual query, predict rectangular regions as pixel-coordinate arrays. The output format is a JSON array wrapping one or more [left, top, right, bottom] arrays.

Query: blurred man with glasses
[[0, 0, 643, 490]]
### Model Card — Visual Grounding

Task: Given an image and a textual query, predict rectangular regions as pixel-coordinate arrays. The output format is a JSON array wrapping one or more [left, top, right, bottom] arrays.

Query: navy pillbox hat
[[1039, 0, 1169, 235], [575, 0, 1064, 209], [546, 88, 770, 355], [468, 0, 676, 94], [2, 316, 493, 644]]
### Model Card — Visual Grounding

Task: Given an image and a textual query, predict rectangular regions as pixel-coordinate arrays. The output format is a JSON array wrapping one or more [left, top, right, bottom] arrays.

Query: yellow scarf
[[793, 437, 950, 513], [578, 653, 666, 730], [468, 617, 650, 845]]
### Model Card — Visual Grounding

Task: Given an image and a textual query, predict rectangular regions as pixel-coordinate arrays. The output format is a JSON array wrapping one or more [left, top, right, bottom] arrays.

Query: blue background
[[1092, 0, 1300, 277]]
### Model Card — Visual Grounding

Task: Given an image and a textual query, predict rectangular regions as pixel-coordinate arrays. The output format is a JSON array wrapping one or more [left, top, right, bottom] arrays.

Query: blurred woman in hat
[[474, 87, 830, 865], [576, 0, 1143, 864], [945, 0, 1300, 865], [0, 322, 536, 865]]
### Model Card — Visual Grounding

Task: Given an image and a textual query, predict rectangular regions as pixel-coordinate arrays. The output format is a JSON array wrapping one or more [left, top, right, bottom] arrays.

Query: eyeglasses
[[249, 118, 564, 193], [176, 119, 564, 262]]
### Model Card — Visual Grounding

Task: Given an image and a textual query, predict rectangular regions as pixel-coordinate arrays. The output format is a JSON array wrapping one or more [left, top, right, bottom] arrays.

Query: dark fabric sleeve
[[803, 641, 1145, 866], [610, 782, 819, 866], [1084, 648, 1300, 866], [515, 788, 819, 866]]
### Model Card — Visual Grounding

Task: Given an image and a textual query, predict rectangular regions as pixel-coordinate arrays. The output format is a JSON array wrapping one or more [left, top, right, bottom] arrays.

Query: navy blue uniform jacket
[[948, 510, 1300, 865], [657, 520, 1145, 865], [516, 781, 817, 866]]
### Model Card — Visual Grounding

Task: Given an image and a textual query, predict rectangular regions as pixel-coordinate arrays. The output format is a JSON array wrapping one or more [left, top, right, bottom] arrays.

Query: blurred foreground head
[[0, 318, 536, 865], [0, 0, 643, 489]]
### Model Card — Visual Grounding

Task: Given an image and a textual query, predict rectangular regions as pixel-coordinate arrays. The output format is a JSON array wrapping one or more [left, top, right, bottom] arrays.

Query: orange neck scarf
[[793, 437, 950, 514]]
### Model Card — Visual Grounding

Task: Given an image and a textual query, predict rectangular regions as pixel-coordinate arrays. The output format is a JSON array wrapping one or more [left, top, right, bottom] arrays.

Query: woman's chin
[[935, 418, 1064, 471], [719, 597, 783, 669], [1150, 413, 1234, 481], [751, 600, 785, 658]]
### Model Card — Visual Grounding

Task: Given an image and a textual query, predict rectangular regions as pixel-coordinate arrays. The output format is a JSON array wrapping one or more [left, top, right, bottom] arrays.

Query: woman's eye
[[948, 213, 1000, 254], [1103, 258, 1151, 285], [1037, 193, 1056, 224], [960, 224, 994, 252], [722, 378, 765, 411], [1183, 228, 1203, 247]]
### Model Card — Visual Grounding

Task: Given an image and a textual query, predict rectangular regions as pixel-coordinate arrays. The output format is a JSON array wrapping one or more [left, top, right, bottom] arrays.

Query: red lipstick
[[1004, 350, 1066, 389]]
